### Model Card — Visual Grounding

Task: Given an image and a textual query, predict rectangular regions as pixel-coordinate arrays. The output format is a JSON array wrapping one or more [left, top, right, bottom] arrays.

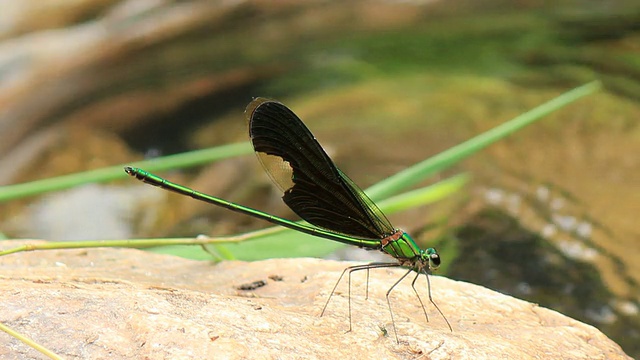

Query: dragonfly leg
[[365, 268, 370, 300], [410, 271, 430, 324], [423, 269, 453, 332], [320, 262, 400, 334], [385, 267, 414, 344]]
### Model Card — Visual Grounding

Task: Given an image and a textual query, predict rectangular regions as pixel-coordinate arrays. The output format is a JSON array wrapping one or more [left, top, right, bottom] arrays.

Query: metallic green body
[[382, 233, 422, 260]]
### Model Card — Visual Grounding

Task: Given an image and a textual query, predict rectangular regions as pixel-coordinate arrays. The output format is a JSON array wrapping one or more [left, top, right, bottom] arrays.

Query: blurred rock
[[0, 123, 133, 186], [0, 242, 632, 359], [4, 183, 164, 241]]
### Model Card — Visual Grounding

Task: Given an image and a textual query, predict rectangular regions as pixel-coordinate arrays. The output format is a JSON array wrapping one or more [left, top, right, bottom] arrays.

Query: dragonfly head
[[422, 247, 441, 271]]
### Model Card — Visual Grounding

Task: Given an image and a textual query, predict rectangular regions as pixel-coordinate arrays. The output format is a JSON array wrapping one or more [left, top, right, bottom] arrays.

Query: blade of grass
[[0, 321, 64, 360], [366, 81, 601, 200], [0, 174, 467, 258], [376, 173, 468, 214], [0, 142, 252, 203]]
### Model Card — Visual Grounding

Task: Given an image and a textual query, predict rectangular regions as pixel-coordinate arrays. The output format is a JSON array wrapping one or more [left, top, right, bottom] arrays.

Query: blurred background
[[0, 0, 638, 356]]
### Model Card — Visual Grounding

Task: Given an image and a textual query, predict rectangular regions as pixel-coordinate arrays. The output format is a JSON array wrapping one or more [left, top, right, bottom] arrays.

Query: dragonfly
[[124, 97, 452, 342]]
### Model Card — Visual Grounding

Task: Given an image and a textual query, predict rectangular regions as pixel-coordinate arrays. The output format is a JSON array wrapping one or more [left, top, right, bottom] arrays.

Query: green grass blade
[[0, 142, 251, 203], [376, 173, 468, 214], [366, 81, 601, 200], [0, 174, 465, 259], [0, 321, 64, 360]]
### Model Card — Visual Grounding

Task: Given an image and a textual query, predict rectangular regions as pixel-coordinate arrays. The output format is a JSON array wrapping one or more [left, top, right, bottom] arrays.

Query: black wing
[[246, 97, 395, 239]]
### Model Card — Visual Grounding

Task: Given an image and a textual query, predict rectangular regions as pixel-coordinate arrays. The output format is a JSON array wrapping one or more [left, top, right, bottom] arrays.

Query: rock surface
[[0, 241, 631, 359]]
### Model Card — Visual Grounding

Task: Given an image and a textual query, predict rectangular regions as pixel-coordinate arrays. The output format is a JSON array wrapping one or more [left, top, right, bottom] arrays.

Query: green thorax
[[381, 231, 422, 260]]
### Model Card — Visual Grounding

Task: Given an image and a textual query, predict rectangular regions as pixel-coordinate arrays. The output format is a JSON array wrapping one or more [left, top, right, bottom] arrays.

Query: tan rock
[[0, 241, 631, 359]]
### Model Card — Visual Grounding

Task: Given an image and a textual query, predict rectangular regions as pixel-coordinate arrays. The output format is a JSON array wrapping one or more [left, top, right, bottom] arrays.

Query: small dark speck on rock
[[236, 280, 267, 291]]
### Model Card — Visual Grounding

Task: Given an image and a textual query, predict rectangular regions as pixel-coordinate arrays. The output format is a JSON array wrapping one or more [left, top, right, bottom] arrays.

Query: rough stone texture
[[0, 241, 631, 359]]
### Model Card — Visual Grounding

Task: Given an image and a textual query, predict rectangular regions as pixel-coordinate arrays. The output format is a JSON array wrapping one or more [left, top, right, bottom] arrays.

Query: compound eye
[[430, 253, 441, 268], [423, 248, 441, 271]]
